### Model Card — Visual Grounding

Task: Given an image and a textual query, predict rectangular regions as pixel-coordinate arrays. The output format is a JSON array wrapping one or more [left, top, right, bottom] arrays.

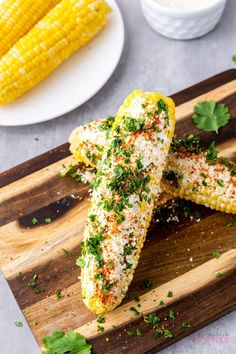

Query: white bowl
[[141, 0, 227, 40]]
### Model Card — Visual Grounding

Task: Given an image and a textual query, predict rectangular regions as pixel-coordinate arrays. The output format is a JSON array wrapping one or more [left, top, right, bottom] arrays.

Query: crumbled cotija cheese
[[156, 0, 215, 9]]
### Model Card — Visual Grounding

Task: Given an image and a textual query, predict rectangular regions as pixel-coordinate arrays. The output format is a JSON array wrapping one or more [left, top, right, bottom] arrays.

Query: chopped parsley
[[56, 289, 62, 300], [129, 306, 140, 316], [215, 271, 222, 278], [45, 218, 52, 224], [28, 274, 42, 294], [97, 316, 105, 324], [140, 278, 153, 290], [76, 257, 85, 268], [15, 322, 23, 327], [123, 116, 144, 133], [159, 300, 164, 306], [97, 325, 104, 333], [62, 248, 73, 256], [136, 328, 142, 336], [163, 329, 174, 339], [182, 322, 191, 328], [168, 310, 175, 320], [32, 217, 39, 225], [126, 329, 133, 336], [217, 179, 225, 187], [143, 313, 161, 325], [192, 100, 230, 133], [88, 214, 96, 222], [212, 251, 221, 259], [167, 291, 173, 298]]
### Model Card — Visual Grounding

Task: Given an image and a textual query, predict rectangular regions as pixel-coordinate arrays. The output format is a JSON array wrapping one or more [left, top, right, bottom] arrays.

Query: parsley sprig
[[192, 100, 230, 133], [42, 331, 91, 354]]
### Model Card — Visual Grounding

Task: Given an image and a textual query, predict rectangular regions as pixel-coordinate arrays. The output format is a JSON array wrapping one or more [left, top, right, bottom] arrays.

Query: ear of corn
[[80, 90, 175, 314], [69, 119, 236, 215], [0, 0, 60, 58], [161, 146, 236, 214], [0, 0, 111, 104]]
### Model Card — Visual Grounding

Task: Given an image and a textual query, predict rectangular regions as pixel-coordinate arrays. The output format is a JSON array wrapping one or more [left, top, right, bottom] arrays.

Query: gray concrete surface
[[0, 0, 235, 353]]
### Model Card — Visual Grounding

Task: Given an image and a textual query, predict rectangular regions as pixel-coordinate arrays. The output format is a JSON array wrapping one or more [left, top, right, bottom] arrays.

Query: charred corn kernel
[[0, 0, 60, 58], [161, 139, 236, 214], [0, 0, 111, 104], [69, 120, 236, 215], [80, 90, 175, 314]]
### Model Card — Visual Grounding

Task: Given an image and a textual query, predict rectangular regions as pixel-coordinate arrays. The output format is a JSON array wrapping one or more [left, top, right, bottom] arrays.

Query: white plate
[[0, 0, 124, 126]]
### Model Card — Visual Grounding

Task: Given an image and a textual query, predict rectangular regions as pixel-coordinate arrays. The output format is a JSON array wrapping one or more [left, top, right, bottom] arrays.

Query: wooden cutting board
[[1, 70, 236, 353]]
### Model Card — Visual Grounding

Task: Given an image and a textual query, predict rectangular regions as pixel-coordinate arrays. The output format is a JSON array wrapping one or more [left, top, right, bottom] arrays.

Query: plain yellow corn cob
[[69, 119, 236, 214], [0, 0, 111, 104], [0, 0, 60, 58], [80, 90, 175, 314]]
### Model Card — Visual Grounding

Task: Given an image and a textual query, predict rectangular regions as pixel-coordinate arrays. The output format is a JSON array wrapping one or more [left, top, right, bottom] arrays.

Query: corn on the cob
[[0, 0, 111, 104], [69, 120, 236, 214], [80, 90, 175, 314], [0, 0, 60, 58], [161, 139, 236, 214]]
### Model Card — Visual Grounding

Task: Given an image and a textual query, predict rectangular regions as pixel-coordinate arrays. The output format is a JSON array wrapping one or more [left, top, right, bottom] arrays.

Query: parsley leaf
[[192, 101, 230, 133], [233, 55, 236, 64], [42, 331, 91, 354]]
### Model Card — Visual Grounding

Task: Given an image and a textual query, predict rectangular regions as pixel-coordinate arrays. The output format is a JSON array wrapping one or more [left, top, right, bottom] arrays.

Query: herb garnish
[[32, 217, 39, 225], [28, 274, 42, 294], [97, 325, 104, 333], [42, 331, 91, 354], [143, 313, 161, 325], [140, 278, 153, 290], [56, 289, 62, 300], [182, 322, 191, 328], [130, 306, 140, 316], [215, 271, 222, 278], [167, 291, 173, 298], [192, 100, 230, 133], [212, 251, 221, 259], [168, 310, 176, 320], [136, 328, 142, 336], [15, 322, 23, 327], [97, 316, 105, 324], [45, 218, 52, 224]]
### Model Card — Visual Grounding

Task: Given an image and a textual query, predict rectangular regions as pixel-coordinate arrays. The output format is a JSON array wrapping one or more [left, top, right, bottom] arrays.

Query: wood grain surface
[[0, 70, 236, 353]]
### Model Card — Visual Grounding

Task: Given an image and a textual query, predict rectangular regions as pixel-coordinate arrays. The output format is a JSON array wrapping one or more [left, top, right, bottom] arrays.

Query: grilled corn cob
[[0, 0, 60, 58], [0, 0, 110, 104], [162, 139, 236, 214], [69, 120, 236, 214], [80, 90, 175, 314]]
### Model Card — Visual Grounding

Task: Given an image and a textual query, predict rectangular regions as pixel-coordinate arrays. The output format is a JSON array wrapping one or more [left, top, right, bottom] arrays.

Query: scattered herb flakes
[[126, 329, 133, 336], [56, 289, 62, 300], [15, 322, 23, 327], [136, 328, 142, 336], [32, 217, 39, 225], [45, 217, 52, 224], [212, 251, 221, 259], [226, 222, 234, 228], [168, 310, 176, 320], [129, 306, 140, 317], [232, 55, 236, 64], [42, 331, 91, 354], [137, 303, 141, 308], [167, 291, 173, 298], [97, 316, 105, 324], [159, 300, 164, 306], [62, 248, 73, 256], [163, 329, 174, 339], [76, 257, 85, 268], [217, 179, 225, 188], [143, 313, 161, 326], [154, 328, 163, 338], [28, 274, 42, 294], [97, 325, 104, 333], [182, 322, 191, 328], [140, 278, 152, 290], [192, 100, 230, 133], [215, 271, 222, 278]]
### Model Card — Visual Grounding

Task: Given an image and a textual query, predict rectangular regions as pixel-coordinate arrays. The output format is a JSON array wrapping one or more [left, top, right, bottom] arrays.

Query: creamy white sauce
[[155, 0, 216, 10]]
